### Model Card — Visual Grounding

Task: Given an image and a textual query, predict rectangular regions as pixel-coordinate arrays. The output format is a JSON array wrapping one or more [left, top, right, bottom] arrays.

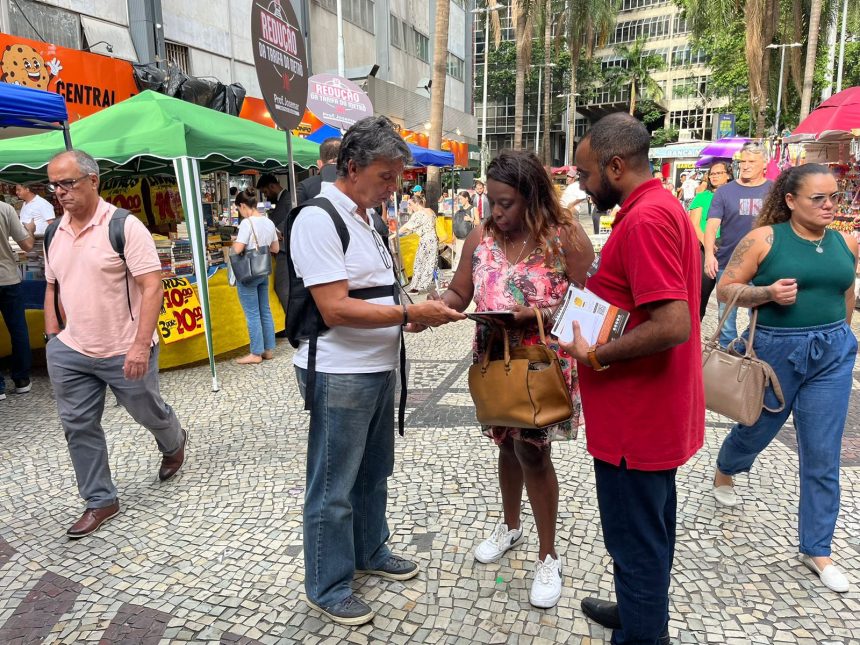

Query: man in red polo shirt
[[561, 113, 704, 645]]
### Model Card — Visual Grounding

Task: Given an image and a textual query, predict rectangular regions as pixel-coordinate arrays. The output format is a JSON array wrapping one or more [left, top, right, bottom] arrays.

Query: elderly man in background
[[43, 150, 186, 539]]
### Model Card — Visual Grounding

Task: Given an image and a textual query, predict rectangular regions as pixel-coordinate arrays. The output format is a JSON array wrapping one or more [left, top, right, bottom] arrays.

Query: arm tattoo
[[725, 238, 754, 272], [765, 234, 773, 246], [719, 283, 773, 307]]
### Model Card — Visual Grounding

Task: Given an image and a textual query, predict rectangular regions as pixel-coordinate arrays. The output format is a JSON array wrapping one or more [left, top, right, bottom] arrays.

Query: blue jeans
[[715, 269, 739, 348], [295, 367, 396, 607], [595, 458, 676, 645], [236, 275, 275, 356], [0, 282, 32, 393], [717, 320, 857, 557]]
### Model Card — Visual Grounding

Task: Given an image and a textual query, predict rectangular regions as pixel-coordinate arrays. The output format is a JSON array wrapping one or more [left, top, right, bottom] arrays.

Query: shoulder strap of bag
[[43, 218, 64, 328], [109, 209, 134, 320], [762, 361, 786, 413]]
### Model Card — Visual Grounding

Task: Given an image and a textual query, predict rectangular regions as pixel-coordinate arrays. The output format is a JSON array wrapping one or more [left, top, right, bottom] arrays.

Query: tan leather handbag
[[468, 309, 573, 429], [702, 293, 785, 426]]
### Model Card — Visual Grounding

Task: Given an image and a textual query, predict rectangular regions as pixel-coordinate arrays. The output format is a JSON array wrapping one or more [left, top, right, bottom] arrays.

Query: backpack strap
[[43, 218, 64, 329], [108, 209, 134, 320]]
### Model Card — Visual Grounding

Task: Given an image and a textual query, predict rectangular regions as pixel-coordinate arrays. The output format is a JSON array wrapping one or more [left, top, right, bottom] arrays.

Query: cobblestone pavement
[[1, 293, 859, 644]]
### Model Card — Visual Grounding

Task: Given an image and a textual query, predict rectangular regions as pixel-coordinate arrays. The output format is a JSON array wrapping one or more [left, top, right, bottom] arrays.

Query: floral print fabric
[[472, 229, 581, 445]]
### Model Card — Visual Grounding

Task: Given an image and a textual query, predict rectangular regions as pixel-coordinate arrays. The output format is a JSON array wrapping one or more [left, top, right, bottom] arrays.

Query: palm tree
[[540, 0, 553, 165], [562, 0, 617, 163], [513, 0, 536, 149], [427, 0, 451, 209], [605, 37, 665, 116], [799, 0, 823, 120]]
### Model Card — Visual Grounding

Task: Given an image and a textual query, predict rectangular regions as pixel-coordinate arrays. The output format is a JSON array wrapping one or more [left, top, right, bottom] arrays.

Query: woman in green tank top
[[712, 164, 858, 593]]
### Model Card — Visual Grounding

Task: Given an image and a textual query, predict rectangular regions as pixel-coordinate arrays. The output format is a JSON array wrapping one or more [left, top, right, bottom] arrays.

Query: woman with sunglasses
[[689, 161, 733, 319], [713, 164, 858, 593]]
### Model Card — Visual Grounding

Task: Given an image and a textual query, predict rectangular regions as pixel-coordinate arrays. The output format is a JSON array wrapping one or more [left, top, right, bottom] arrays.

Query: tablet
[[465, 310, 517, 324]]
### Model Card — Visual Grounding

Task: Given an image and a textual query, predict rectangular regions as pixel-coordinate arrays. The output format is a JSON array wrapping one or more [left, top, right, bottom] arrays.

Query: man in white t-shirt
[[290, 116, 464, 626], [677, 172, 699, 210], [560, 168, 588, 214], [15, 184, 55, 235]]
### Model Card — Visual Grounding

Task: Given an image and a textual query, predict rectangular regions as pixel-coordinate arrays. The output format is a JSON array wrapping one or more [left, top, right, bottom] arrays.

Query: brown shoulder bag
[[468, 309, 573, 429]]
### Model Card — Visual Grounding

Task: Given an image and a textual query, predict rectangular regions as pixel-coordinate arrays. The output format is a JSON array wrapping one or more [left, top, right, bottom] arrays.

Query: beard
[[588, 169, 621, 211]]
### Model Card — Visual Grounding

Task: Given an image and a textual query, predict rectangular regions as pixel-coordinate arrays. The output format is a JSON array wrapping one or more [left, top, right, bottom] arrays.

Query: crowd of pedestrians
[[1, 112, 856, 645]]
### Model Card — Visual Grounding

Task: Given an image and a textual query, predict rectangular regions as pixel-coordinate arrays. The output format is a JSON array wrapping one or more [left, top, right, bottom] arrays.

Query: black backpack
[[44, 208, 133, 327], [284, 197, 408, 434]]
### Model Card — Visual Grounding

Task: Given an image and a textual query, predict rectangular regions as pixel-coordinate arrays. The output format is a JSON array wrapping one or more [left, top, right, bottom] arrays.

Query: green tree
[[605, 36, 666, 115], [562, 0, 618, 163]]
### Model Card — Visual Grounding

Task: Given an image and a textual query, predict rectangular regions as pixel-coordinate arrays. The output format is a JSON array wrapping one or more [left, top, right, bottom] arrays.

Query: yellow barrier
[[0, 269, 285, 370]]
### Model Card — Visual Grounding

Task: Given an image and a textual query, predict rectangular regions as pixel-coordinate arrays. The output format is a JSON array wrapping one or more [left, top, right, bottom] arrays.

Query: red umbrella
[[788, 86, 860, 142]]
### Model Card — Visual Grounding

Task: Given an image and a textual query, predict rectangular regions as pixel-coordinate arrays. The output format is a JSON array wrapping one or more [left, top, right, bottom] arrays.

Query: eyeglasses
[[800, 192, 842, 208], [47, 174, 91, 193], [371, 229, 392, 269]]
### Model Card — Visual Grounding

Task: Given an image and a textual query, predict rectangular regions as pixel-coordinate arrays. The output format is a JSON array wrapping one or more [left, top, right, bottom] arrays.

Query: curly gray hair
[[336, 116, 412, 177]]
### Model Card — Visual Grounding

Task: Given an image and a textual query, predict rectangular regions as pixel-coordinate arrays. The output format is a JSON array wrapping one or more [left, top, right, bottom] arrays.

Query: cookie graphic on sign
[[1, 44, 52, 89]]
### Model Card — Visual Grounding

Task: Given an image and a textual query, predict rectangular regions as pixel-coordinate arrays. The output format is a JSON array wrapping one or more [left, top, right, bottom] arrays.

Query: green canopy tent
[[0, 90, 319, 391]]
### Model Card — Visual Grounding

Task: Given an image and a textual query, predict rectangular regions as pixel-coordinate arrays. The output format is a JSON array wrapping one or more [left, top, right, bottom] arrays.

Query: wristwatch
[[43, 333, 58, 343], [587, 345, 609, 371]]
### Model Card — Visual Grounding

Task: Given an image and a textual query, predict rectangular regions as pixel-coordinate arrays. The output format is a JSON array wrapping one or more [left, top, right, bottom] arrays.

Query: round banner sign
[[251, 0, 308, 131], [306, 73, 374, 131]]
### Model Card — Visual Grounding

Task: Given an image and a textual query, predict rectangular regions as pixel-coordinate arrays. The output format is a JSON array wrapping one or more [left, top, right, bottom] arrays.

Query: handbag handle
[[247, 218, 260, 250], [711, 289, 758, 359], [480, 326, 512, 372], [533, 306, 550, 346]]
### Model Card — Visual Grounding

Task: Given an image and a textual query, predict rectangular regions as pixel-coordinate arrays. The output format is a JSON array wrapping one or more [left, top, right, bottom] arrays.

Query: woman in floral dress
[[435, 149, 594, 609], [401, 194, 437, 292]]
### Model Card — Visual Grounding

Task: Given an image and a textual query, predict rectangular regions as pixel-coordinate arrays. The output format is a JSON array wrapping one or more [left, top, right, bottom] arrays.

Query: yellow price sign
[[158, 277, 205, 344]]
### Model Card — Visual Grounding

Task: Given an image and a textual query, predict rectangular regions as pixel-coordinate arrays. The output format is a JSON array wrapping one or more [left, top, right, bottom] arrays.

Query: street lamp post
[[533, 63, 556, 155], [766, 42, 802, 135], [557, 92, 580, 166], [471, 3, 506, 179]]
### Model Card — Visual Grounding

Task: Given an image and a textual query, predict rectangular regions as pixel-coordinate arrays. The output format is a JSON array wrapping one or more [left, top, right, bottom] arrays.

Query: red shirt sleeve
[[624, 215, 689, 308]]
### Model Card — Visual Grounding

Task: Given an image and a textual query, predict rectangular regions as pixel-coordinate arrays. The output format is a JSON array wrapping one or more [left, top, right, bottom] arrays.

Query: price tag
[[157, 277, 205, 343]]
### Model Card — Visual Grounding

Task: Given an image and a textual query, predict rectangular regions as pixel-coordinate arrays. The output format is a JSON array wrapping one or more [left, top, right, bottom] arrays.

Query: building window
[[673, 15, 690, 35], [316, 0, 375, 33], [610, 16, 671, 45], [390, 14, 402, 49], [447, 53, 465, 81], [9, 0, 82, 50], [165, 41, 190, 73], [413, 28, 430, 63], [343, 0, 375, 33], [671, 45, 708, 67], [620, 0, 668, 10]]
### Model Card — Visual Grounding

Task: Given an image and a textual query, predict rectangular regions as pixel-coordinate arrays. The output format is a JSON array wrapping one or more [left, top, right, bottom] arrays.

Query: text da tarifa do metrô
[[258, 12, 304, 77]]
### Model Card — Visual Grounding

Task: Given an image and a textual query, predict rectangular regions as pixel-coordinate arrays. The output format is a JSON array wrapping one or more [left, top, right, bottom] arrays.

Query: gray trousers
[[46, 338, 183, 509]]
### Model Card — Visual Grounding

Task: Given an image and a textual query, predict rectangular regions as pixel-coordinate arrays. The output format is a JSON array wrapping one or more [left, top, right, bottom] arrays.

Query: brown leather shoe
[[66, 501, 120, 539], [159, 429, 187, 482]]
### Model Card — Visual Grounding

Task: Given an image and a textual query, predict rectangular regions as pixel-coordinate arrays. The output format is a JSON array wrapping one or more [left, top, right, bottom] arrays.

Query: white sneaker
[[530, 554, 563, 608], [474, 522, 523, 563], [801, 555, 850, 593]]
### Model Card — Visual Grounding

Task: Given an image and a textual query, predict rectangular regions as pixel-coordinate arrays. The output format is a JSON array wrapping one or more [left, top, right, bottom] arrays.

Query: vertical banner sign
[[158, 277, 205, 343], [251, 1, 309, 132]]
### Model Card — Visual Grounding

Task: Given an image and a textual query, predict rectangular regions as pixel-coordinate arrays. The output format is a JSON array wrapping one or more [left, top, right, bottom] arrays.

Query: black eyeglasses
[[47, 174, 91, 193], [371, 229, 392, 269]]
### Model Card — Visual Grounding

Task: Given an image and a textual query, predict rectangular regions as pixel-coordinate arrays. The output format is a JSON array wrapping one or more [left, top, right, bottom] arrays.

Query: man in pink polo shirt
[[43, 150, 187, 539], [561, 114, 704, 645]]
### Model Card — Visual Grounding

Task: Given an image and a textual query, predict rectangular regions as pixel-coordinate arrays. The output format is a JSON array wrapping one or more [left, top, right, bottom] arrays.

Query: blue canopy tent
[[0, 82, 72, 149], [407, 143, 455, 167]]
